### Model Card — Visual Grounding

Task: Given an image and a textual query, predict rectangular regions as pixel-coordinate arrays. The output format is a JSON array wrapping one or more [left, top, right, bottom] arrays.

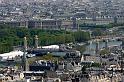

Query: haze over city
[[0, 0, 124, 82]]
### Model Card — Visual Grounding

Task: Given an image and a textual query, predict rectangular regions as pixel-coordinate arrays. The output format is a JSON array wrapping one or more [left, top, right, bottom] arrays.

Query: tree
[[75, 45, 86, 54], [91, 63, 101, 67], [73, 31, 90, 42], [0, 26, 90, 53], [92, 28, 102, 36], [81, 66, 87, 74], [42, 53, 54, 60], [100, 49, 110, 56]]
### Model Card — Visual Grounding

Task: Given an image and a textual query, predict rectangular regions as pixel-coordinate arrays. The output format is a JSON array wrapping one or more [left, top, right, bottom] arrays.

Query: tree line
[[0, 25, 90, 54]]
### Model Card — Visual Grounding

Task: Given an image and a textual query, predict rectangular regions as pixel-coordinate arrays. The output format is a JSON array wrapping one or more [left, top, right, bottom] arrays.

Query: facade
[[84, 56, 101, 63], [41, 19, 62, 30], [29, 60, 55, 71], [0, 21, 28, 28], [0, 19, 62, 30], [61, 21, 73, 30], [28, 19, 62, 30], [0, 76, 11, 82], [28, 20, 41, 28]]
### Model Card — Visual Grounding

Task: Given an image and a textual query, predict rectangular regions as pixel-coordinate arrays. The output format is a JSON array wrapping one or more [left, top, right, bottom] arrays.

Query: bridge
[[91, 35, 124, 42]]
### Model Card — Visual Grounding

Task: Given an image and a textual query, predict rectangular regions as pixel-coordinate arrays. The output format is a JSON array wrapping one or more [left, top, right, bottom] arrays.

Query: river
[[84, 40, 122, 55]]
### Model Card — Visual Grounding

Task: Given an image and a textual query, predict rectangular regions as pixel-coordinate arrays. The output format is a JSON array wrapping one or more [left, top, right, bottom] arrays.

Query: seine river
[[84, 40, 122, 55]]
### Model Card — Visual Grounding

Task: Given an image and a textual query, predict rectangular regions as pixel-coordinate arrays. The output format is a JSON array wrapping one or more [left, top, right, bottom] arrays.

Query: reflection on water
[[84, 40, 122, 55]]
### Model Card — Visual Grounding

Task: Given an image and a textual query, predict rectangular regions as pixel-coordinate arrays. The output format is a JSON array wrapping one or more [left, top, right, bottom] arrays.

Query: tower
[[23, 37, 28, 71], [35, 35, 39, 48], [72, 17, 77, 29], [24, 37, 27, 50], [105, 39, 108, 49], [95, 40, 99, 55], [114, 16, 117, 23], [122, 39, 124, 50]]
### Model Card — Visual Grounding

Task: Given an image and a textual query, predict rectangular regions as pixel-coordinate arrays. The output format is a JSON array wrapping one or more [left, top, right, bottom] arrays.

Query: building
[[84, 56, 100, 63], [0, 19, 62, 30], [122, 39, 124, 49], [28, 20, 41, 28], [28, 19, 62, 30], [0, 21, 28, 28], [0, 75, 11, 82], [29, 60, 55, 71], [61, 20, 73, 30]]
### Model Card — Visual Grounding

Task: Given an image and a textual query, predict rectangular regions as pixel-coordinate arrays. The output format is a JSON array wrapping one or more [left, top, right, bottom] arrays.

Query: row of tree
[[0, 25, 90, 54]]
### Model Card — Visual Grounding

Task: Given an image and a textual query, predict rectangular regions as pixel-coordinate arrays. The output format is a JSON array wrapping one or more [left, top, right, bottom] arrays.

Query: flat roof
[[23, 71, 45, 74]]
